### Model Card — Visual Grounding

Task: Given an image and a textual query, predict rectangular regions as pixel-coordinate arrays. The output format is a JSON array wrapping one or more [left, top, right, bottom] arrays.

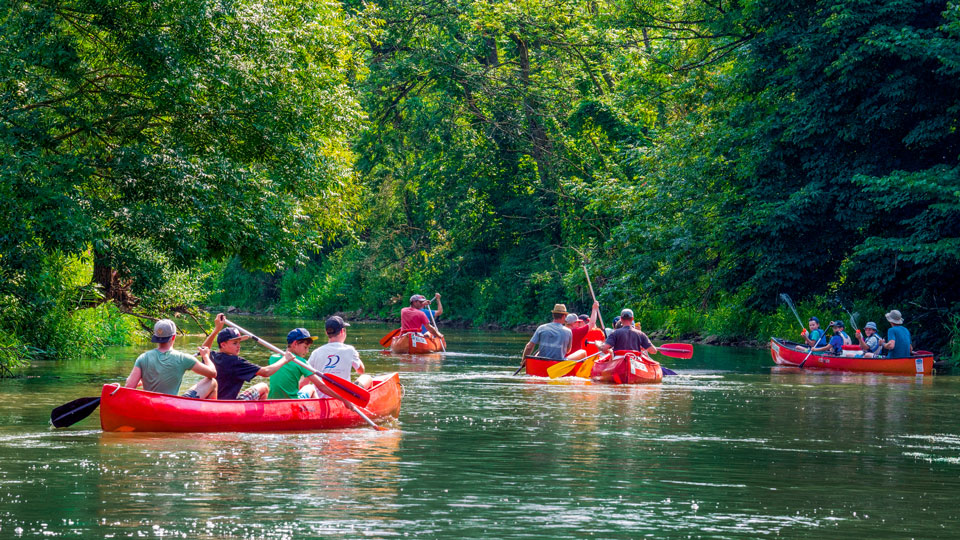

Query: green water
[[1, 317, 958, 538]]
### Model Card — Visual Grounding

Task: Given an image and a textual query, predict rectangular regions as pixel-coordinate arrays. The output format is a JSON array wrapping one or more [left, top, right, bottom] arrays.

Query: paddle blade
[[546, 359, 579, 379], [320, 373, 371, 407], [658, 343, 693, 359], [662, 366, 678, 376], [50, 397, 101, 428], [575, 355, 596, 378], [379, 329, 401, 347]]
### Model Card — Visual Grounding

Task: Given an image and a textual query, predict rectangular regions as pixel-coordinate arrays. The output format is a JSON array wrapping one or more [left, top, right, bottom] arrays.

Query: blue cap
[[831, 320, 844, 327], [217, 327, 243, 344], [809, 316, 820, 324], [287, 328, 315, 344], [613, 316, 621, 324]]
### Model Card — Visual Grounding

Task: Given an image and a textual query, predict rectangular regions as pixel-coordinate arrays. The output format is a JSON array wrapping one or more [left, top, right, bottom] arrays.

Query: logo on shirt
[[323, 355, 341, 370]]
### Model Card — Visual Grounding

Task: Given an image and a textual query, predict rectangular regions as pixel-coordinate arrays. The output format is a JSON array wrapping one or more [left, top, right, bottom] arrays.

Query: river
[[0, 317, 957, 538]]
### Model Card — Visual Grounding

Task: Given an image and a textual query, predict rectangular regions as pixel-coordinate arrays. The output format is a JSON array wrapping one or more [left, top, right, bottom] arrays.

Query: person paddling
[[201, 313, 294, 400], [855, 322, 884, 358], [522, 304, 574, 361], [601, 309, 658, 356], [266, 328, 330, 399], [308, 316, 372, 391], [881, 310, 914, 358], [813, 322, 846, 355], [801, 317, 827, 348], [124, 319, 218, 398], [402, 294, 444, 341], [564, 301, 600, 355]]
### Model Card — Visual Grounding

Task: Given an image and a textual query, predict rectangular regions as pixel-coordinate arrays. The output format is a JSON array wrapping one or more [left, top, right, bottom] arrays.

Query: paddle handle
[[583, 265, 605, 331], [223, 319, 385, 430], [426, 305, 446, 352]]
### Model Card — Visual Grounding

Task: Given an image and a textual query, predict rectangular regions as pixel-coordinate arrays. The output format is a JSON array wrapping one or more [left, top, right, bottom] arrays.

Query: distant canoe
[[770, 338, 933, 375], [100, 373, 402, 432], [390, 332, 445, 354]]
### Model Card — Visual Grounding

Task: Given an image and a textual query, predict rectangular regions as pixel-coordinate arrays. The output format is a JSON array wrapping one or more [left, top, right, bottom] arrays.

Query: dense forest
[[2, 0, 959, 368]]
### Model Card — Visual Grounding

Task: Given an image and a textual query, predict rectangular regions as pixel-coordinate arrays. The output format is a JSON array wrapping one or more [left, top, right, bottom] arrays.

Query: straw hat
[[551, 304, 568, 315]]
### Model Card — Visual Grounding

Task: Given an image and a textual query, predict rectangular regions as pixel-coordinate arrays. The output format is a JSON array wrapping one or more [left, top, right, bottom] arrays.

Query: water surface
[[1, 318, 957, 538]]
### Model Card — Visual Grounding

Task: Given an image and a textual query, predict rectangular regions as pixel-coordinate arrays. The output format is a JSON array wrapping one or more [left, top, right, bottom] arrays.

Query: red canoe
[[524, 350, 662, 384], [770, 338, 933, 375], [100, 373, 402, 432], [390, 332, 445, 354], [590, 350, 663, 384]]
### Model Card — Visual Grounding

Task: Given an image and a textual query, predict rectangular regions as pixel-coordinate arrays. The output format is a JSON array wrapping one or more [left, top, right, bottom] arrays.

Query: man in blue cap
[[266, 328, 331, 399], [201, 313, 294, 400]]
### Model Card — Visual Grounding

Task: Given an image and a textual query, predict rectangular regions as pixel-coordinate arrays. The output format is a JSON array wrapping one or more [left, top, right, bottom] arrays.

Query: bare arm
[[125, 366, 142, 388], [522, 341, 536, 357], [432, 293, 443, 317], [588, 301, 599, 328], [256, 352, 293, 377], [201, 313, 226, 350], [426, 323, 443, 340], [191, 347, 217, 378]]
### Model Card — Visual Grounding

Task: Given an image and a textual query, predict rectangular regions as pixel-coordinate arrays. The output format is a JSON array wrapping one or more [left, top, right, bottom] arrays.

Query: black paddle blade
[[50, 397, 101, 428]]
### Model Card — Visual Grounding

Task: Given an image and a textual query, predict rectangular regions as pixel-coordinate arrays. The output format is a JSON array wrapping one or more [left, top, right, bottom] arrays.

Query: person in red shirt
[[564, 301, 600, 353], [401, 294, 444, 340]]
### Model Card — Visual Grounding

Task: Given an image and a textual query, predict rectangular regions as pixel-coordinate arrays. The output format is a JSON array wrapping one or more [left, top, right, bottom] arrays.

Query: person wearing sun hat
[[855, 321, 884, 357], [522, 304, 574, 361], [124, 318, 218, 398], [266, 327, 330, 399], [881, 309, 914, 358]]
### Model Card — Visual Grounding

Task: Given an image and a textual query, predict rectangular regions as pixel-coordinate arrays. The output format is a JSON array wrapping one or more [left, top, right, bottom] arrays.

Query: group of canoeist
[[800, 309, 914, 359], [522, 303, 660, 362], [125, 313, 369, 401]]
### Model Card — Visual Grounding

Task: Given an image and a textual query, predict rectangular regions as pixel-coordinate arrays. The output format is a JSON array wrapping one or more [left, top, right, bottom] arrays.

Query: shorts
[[181, 389, 199, 399], [237, 387, 262, 401]]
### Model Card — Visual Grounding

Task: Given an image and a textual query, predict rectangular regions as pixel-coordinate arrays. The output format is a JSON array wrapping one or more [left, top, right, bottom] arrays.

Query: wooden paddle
[[425, 299, 446, 352], [223, 319, 385, 431], [379, 329, 401, 347], [50, 396, 101, 428]]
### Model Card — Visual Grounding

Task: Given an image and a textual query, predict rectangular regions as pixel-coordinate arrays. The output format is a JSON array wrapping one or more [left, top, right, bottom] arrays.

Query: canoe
[[100, 373, 402, 432], [590, 350, 663, 384], [770, 338, 933, 375], [390, 332, 445, 354], [523, 351, 662, 384]]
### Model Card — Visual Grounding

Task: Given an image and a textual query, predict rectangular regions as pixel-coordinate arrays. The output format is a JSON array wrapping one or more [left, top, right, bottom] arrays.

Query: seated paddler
[[201, 313, 294, 400], [522, 304, 574, 361]]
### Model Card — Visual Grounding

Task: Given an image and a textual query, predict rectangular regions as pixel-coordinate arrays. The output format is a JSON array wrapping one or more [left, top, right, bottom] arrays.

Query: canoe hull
[[770, 338, 933, 375], [591, 351, 663, 384], [524, 356, 584, 378], [100, 373, 402, 432], [390, 332, 445, 354]]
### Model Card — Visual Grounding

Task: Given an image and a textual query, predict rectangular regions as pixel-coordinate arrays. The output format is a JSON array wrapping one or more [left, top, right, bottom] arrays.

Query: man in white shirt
[[308, 316, 372, 392]]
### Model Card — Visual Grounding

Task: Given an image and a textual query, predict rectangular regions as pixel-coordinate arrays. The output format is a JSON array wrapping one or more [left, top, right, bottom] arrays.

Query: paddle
[[547, 351, 603, 379], [425, 298, 446, 353], [513, 357, 527, 376], [657, 343, 694, 359], [222, 319, 385, 431], [578, 265, 606, 377], [583, 265, 606, 332], [379, 329, 401, 347], [50, 396, 101, 428]]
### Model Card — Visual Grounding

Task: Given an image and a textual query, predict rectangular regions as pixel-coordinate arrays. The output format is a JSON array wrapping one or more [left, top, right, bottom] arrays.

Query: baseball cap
[[809, 316, 820, 324], [410, 294, 427, 303], [833, 320, 844, 327], [578, 314, 589, 322], [151, 319, 177, 343], [325, 316, 350, 335], [620, 308, 634, 319], [287, 328, 315, 344], [564, 313, 578, 324], [217, 327, 243, 344]]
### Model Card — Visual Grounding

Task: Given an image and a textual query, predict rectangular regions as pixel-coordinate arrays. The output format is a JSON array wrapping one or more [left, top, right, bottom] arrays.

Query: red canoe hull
[[390, 332, 445, 354], [524, 356, 584, 377], [770, 338, 933, 375], [591, 351, 663, 384], [100, 373, 402, 432]]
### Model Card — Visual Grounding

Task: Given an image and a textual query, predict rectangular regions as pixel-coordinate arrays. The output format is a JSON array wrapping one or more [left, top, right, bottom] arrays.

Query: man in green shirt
[[266, 328, 328, 399], [125, 319, 218, 398]]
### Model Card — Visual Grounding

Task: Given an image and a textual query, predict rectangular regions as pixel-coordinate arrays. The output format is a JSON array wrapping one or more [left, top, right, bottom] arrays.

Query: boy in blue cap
[[201, 313, 294, 400], [266, 328, 330, 399]]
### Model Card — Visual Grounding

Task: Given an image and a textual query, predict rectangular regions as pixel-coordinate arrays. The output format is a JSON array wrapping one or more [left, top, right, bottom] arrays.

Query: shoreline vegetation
[[3, 1, 959, 371]]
